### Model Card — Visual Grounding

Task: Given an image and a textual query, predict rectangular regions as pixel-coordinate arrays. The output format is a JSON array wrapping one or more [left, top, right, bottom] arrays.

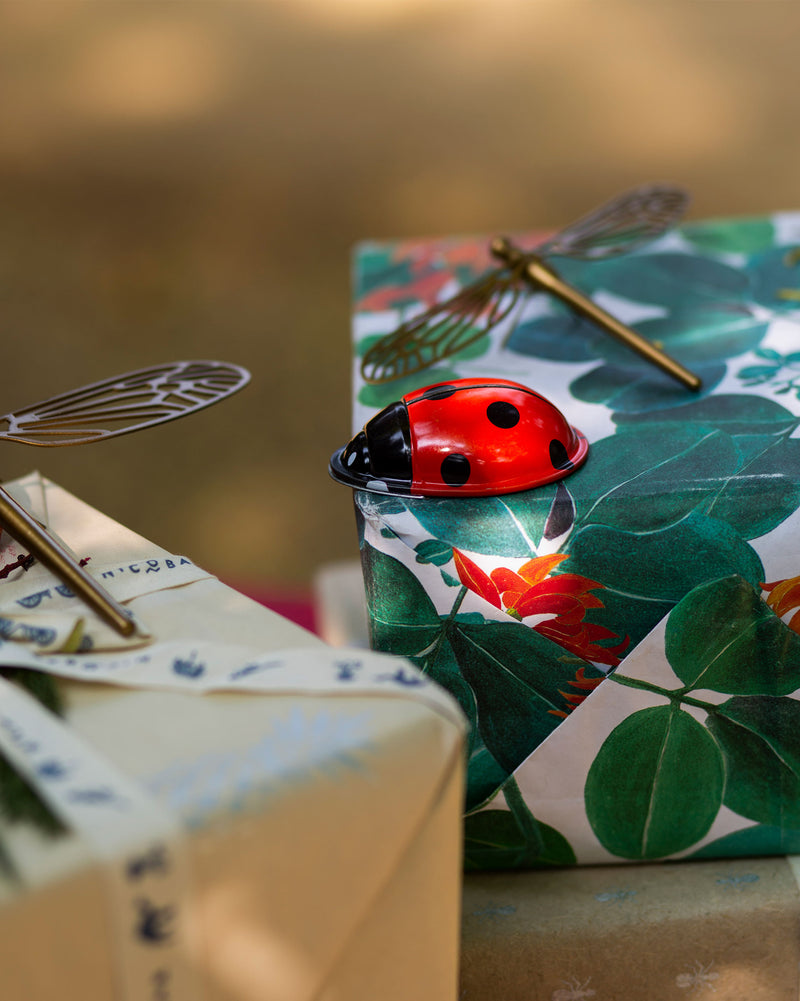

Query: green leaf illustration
[[739, 363, 782, 383], [467, 744, 512, 814], [406, 489, 555, 558], [558, 252, 749, 306], [580, 586, 672, 657], [414, 539, 454, 566], [568, 425, 740, 533], [359, 543, 441, 656], [585, 704, 725, 859], [353, 245, 414, 301], [632, 306, 768, 366], [666, 576, 800, 695], [569, 361, 727, 414], [612, 392, 800, 437], [506, 306, 602, 363], [706, 696, 800, 827], [708, 437, 800, 539], [690, 823, 800, 859], [575, 408, 800, 543], [463, 810, 575, 870], [413, 621, 510, 812], [746, 245, 800, 311], [681, 217, 775, 256], [609, 407, 800, 540], [566, 511, 764, 604], [448, 619, 603, 774], [575, 309, 765, 377]]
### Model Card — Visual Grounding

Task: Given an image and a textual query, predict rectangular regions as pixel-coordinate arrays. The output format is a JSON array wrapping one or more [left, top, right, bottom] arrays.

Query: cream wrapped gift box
[[0, 473, 466, 1001]]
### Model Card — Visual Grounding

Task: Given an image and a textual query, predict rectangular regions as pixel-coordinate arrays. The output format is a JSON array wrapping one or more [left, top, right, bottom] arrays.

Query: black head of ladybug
[[329, 377, 588, 497]]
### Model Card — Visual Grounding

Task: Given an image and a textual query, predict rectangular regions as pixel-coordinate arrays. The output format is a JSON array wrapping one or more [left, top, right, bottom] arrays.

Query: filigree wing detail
[[537, 184, 690, 260], [360, 267, 523, 384], [0, 360, 251, 446]]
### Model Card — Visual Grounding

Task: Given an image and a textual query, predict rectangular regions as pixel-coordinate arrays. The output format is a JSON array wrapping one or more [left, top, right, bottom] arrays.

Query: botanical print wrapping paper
[[350, 212, 800, 866]]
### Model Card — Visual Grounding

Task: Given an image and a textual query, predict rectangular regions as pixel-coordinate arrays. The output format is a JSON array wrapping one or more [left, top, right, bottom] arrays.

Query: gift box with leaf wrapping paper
[[347, 209, 800, 867]]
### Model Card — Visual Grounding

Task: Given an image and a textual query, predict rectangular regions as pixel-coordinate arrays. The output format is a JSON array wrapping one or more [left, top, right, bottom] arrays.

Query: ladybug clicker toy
[[329, 377, 588, 497]]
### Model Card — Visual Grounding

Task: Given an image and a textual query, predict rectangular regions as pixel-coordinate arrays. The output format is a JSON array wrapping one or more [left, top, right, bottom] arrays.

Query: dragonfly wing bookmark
[[537, 184, 690, 259], [490, 236, 702, 392], [360, 184, 700, 389], [360, 268, 524, 384], [0, 360, 251, 636], [0, 360, 250, 446]]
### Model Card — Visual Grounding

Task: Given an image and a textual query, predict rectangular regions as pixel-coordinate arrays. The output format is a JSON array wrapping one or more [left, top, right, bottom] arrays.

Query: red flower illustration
[[393, 236, 494, 285], [358, 269, 458, 312], [548, 666, 605, 719], [356, 237, 495, 312], [762, 574, 800, 632], [453, 548, 628, 667]]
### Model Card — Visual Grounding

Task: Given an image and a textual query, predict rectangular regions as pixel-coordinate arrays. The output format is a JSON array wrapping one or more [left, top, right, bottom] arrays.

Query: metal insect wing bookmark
[[360, 184, 702, 391], [489, 236, 702, 392], [0, 360, 251, 638]]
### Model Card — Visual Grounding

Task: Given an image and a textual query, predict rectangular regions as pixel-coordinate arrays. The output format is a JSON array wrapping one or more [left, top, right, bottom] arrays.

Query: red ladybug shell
[[329, 377, 588, 497]]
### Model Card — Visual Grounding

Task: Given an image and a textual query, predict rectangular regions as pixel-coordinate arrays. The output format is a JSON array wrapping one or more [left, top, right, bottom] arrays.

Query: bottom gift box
[[461, 857, 800, 1000], [0, 473, 466, 1001]]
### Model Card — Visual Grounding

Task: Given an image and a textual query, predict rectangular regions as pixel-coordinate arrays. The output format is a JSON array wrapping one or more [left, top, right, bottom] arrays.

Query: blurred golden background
[[0, 1, 798, 602]]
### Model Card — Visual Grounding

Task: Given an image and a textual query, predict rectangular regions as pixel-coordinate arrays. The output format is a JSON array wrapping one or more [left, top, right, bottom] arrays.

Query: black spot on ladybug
[[487, 401, 520, 429], [440, 453, 471, 486], [419, 385, 457, 401], [549, 439, 573, 471]]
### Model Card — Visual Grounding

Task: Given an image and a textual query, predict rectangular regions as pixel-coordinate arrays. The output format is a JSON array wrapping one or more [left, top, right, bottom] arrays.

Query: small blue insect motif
[[0, 617, 57, 646], [594, 887, 637, 906], [0, 715, 39, 755], [171, 651, 205, 679], [36, 758, 71, 781], [67, 785, 129, 808], [126, 843, 171, 881], [716, 871, 759, 891], [229, 658, 283, 681], [16, 589, 51, 609], [376, 667, 427, 687], [470, 903, 517, 918], [334, 659, 362, 681], [134, 898, 175, 945], [20, 624, 58, 647]]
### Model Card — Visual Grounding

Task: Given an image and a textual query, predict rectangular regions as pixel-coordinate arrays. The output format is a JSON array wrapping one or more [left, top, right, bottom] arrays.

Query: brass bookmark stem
[[0, 485, 136, 638], [491, 237, 702, 392]]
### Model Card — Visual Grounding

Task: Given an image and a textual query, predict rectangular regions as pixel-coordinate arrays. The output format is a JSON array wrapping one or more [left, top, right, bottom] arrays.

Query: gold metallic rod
[[0, 485, 136, 637], [491, 237, 702, 392]]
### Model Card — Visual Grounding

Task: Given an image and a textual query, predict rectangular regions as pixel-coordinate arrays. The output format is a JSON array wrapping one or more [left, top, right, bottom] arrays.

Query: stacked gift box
[[0, 473, 466, 1001], [343, 204, 800, 997]]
